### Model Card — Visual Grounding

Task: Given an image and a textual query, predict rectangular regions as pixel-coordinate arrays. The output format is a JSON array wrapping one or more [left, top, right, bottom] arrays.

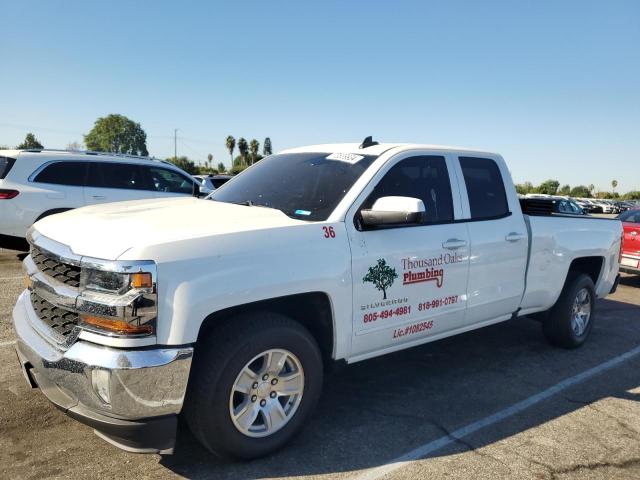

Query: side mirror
[[360, 196, 426, 228], [199, 185, 213, 197]]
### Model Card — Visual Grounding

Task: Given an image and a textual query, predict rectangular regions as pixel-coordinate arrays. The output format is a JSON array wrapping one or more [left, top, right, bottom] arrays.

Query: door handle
[[442, 238, 467, 250], [92, 195, 106, 200], [505, 232, 526, 242]]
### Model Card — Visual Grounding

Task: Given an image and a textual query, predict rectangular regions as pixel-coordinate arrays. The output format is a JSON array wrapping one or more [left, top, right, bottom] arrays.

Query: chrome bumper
[[13, 288, 193, 423]]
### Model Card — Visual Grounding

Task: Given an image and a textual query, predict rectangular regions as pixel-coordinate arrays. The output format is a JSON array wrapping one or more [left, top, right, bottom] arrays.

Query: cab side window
[[459, 157, 509, 219], [362, 156, 454, 224]]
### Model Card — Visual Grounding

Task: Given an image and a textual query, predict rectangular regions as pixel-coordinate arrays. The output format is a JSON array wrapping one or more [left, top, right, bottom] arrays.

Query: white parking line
[[0, 340, 16, 347], [355, 344, 640, 480]]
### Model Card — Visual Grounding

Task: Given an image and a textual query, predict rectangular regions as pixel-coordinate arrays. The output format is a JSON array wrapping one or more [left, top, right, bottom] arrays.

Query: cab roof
[[280, 142, 499, 158]]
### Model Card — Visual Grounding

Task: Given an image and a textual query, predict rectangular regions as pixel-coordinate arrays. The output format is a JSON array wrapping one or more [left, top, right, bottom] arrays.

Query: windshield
[[210, 152, 378, 221]]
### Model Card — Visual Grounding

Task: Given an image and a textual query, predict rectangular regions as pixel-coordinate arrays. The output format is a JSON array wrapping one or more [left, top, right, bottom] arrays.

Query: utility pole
[[174, 128, 178, 160]]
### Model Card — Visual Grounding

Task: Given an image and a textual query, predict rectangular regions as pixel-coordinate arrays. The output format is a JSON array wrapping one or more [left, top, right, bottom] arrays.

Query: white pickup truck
[[13, 140, 622, 459]]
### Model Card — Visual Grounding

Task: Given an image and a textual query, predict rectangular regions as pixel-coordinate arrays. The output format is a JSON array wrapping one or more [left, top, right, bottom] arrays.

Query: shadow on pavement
[[160, 296, 640, 479]]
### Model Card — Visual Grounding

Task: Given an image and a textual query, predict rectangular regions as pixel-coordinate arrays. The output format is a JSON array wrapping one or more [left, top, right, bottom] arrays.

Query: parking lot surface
[[1, 246, 640, 480]]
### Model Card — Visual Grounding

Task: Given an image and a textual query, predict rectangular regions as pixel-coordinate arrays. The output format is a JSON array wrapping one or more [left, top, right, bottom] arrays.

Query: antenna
[[359, 136, 379, 149]]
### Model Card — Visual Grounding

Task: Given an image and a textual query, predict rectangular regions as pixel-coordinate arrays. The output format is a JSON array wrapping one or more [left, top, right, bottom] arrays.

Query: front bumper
[[13, 290, 193, 453]]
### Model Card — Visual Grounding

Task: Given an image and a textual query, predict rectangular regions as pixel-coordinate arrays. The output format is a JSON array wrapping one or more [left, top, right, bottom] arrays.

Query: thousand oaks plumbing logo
[[363, 258, 398, 300]]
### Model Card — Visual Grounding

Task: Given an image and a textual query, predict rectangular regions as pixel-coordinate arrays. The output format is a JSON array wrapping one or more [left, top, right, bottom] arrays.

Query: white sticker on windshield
[[326, 152, 365, 164]]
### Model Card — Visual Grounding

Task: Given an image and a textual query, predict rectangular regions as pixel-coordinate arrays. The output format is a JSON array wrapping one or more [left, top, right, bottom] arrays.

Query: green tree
[[207, 153, 213, 170], [225, 136, 236, 165], [363, 258, 398, 300], [84, 114, 148, 155], [237, 137, 248, 165], [66, 141, 83, 151], [263, 137, 272, 156], [230, 163, 247, 175], [623, 191, 640, 200], [249, 139, 260, 165], [611, 180, 618, 194], [17, 133, 44, 149], [536, 179, 560, 195], [558, 184, 571, 195], [166, 156, 197, 174], [216, 162, 226, 174], [570, 185, 591, 198], [515, 181, 534, 195]]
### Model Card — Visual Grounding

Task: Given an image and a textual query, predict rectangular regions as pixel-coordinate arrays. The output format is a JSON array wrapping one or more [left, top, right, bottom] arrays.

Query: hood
[[33, 197, 303, 259]]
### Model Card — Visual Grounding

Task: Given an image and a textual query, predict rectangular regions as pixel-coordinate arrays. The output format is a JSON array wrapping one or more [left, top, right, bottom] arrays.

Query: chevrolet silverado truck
[[13, 140, 623, 459]]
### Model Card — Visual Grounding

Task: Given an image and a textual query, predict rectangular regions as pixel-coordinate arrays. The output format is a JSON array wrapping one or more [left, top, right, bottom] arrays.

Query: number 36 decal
[[322, 226, 336, 238]]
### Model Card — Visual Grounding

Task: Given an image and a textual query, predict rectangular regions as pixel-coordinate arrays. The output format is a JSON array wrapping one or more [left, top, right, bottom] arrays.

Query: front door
[[348, 154, 470, 359]]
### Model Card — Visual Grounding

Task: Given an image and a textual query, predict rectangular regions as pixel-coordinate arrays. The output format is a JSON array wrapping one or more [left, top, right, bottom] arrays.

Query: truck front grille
[[30, 291, 79, 341], [31, 246, 81, 288]]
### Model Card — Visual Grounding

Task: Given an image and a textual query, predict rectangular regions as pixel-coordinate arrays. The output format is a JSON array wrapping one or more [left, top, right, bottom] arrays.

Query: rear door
[[456, 156, 528, 325], [84, 161, 155, 204], [347, 153, 470, 358], [30, 160, 87, 209]]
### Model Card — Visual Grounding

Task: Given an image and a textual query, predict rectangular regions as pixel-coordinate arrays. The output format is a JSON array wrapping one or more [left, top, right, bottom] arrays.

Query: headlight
[[82, 268, 130, 294], [77, 263, 157, 337]]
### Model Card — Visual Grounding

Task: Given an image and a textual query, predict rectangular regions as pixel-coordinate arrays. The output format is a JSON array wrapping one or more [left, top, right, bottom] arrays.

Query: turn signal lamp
[[80, 314, 154, 335], [131, 272, 153, 289]]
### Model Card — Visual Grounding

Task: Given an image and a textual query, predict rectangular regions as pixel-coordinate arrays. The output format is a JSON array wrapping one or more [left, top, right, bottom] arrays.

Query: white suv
[[0, 149, 200, 249]]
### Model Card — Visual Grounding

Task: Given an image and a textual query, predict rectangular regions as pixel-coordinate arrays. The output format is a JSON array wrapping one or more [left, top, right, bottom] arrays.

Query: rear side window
[[33, 161, 87, 186], [87, 162, 150, 190], [459, 157, 509, 219], [146, 167, 194, 194], [362, 156, 454, 224], [0, 156, 16, 179]]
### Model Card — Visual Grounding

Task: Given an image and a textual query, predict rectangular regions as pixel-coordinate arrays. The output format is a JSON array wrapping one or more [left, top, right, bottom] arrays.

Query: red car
[[619, 208, 640, 274]]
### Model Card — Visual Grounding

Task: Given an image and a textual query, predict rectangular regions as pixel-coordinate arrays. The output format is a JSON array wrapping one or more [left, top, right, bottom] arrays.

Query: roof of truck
[[280, 142, 499, 157]]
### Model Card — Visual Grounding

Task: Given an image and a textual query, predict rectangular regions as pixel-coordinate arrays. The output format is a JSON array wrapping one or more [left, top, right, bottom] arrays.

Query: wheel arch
[[34, 208, 74, 223], [567, 256, 604, 287], [196, 292, 336, 364]]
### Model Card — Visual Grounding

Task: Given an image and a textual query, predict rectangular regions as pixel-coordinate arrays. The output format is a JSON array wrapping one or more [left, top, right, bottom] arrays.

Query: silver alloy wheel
[[571, 287, 592, 336], [229, 349, 305, 438]]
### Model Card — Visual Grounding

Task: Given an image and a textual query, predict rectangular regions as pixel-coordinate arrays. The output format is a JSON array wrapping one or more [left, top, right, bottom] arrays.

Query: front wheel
[[184, 313, 323, 459], [543, 273, 596, 349]]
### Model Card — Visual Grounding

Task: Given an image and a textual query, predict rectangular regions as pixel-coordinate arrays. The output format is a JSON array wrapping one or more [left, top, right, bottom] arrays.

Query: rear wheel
[[184, 312, 323, 459], [543, 273, 595, 348]]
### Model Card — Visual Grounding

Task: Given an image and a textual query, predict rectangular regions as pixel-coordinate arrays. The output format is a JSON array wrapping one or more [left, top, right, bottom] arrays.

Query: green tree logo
[[363, 258, 398, 300]]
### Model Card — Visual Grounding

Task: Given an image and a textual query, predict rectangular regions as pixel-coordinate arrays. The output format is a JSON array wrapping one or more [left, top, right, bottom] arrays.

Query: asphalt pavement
[[1, 246, 640, 480]]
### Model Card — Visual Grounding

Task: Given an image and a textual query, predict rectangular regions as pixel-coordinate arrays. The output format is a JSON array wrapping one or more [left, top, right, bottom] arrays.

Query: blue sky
[[1, 0, 639, 192]]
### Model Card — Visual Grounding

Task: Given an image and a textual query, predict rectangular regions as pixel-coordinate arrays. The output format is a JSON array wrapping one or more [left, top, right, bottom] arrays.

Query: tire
[[184, 312, 323, 459], [543, 273, 596, 349]]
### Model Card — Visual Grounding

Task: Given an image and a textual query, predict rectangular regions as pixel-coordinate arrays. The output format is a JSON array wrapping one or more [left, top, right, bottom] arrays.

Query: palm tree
[[237, 137, 248, 165], [217, 162, 226, 174], [249, 139, 260, 165], [612, 180, 618, 194], [589, 184, 595, 195], [225, 136, 236, 165]]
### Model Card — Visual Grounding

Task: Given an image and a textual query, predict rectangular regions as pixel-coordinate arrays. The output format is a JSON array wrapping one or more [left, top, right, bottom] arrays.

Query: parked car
[[577, 198, 602, 213], [192, 175, 215, 195], [211, 174, 233, 189], [618, 208, 640, 274], [0, 149, 202, 250], [14, 141, 622, 458], [524, 196, 587, 216]]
